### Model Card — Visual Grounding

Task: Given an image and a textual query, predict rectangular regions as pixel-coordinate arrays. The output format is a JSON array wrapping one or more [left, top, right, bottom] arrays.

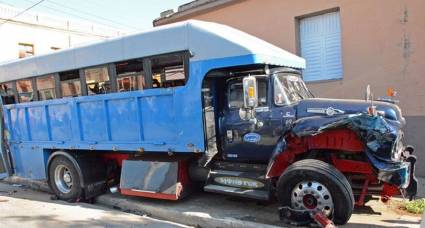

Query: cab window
[[85, 66, 111, 95], [16, 79, 34, 103], [274, 74, 312, 105], [228, 78, 267, 109], [37, 75, 56, 100]]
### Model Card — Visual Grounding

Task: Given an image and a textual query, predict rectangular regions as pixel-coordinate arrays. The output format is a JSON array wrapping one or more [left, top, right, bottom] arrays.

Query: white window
[[300, 11, 343, 81]]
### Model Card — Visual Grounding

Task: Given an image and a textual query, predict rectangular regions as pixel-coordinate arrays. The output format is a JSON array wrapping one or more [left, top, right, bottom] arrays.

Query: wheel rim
[[54, 164, 73, 194], [291, 181, 333, 216]]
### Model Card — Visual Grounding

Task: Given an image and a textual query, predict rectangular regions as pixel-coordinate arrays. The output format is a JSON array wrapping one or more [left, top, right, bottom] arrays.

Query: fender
[[266, 129, 364, 179]]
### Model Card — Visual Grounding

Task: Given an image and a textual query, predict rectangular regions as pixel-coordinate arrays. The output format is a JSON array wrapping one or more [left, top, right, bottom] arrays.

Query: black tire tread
[[282, 159, 354, 206], [277, 159, 354, 225], [48, 155, 83, 202]]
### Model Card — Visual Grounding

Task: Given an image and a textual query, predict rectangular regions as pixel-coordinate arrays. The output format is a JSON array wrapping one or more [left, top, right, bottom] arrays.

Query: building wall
[[0, 23, 111, 63], [0, 4, 123, 63], [155, 0, 425, 176]]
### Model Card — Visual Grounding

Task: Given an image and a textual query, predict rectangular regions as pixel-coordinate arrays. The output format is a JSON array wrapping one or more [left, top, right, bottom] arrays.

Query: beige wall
[[157, 0, 425, 176]]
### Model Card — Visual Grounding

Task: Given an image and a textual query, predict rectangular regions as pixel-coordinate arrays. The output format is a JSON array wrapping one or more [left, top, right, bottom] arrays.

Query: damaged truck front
[[263, 78, 417, 223]]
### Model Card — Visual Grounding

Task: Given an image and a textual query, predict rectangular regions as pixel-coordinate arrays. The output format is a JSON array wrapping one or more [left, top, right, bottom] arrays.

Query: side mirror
[[243, 76, 258, 109]]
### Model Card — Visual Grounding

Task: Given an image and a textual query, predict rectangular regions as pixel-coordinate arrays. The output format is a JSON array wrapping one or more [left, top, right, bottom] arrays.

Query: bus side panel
[[10, 144, 48, 179], [49, 103, 73, 142], [79, 100, 109, 142], [28, 106, 49, 141], [9, 108, 30, 141], [108, 98, 140, 142], [141, 95, 177, 143]]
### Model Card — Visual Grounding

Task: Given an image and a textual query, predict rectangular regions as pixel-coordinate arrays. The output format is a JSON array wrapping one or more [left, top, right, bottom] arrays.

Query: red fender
[[266, 129, 364, 178]]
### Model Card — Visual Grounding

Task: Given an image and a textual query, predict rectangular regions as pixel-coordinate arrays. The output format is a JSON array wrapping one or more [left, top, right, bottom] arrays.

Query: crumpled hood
[[296, 98, 405, 125]]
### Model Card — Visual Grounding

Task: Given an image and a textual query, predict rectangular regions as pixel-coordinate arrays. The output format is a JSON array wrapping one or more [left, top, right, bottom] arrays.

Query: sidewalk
[[0, 182, 189, 228], [3, 176, 422, 228]]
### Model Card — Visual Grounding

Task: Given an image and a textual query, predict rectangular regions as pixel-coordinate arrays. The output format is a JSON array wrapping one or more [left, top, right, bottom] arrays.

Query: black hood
[[295, 98, 405, 125]]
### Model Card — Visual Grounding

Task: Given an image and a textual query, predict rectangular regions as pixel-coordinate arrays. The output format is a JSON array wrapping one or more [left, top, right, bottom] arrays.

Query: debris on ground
[[400, 199, 425, 214]]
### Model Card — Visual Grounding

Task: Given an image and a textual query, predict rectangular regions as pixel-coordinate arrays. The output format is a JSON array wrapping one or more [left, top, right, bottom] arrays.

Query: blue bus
[[0, 20, 416, 225]]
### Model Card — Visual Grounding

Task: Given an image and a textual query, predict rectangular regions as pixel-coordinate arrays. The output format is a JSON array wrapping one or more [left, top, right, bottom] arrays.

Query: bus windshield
[[274, 73, 313, 105]]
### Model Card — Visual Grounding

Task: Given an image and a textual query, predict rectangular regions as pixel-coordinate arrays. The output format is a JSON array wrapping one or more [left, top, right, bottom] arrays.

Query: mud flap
[[119, 159, 191, 200]]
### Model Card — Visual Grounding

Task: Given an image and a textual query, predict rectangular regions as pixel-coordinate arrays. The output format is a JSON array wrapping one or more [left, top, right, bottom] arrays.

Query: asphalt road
[[0, 182, 190, 228]]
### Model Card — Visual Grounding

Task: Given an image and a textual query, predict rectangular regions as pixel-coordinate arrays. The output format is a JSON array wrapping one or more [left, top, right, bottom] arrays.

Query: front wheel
[[276, 159, 354, 225]]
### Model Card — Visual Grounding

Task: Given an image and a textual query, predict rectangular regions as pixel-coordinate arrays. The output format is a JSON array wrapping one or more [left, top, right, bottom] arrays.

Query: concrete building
[[0, 3, 124, 63], [154, 0, 425, 176]]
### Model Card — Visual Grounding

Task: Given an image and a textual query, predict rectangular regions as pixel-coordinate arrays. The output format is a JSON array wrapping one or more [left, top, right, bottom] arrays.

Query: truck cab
[[200, 65, 417, 225], [219, 68, 312, 163]]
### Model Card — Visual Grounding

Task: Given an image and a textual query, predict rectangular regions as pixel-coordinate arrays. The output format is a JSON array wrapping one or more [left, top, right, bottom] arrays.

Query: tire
[[276, 159, 354, 225], [48, 155, 83, 202]]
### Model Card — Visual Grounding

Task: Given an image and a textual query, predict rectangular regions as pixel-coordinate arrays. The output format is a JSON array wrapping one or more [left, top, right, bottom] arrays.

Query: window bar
[[143, 58, 153, 89], [108, 63, 118, 93], [31, 77, 38, 101], [79, 69, 88, 96], [53, 73, 62, 99]]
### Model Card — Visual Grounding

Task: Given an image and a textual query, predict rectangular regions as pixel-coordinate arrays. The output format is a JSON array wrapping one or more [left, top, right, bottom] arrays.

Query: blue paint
[[2, 53, 294, 180], [243, 133, 261, 143]]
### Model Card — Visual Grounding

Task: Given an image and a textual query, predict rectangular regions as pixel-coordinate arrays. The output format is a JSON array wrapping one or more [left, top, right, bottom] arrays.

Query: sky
[[0, 0, 191, 32]]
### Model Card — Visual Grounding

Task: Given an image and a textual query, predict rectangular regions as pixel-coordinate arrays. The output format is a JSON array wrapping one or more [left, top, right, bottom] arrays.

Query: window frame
[[16, 78, 36, 103], [295, 8, 343, 82], [145, 51, 190, 89], [1, 50, 191, 103], [18, 43, 35, 58], [36, 74, 56, 101], [83, 64, 112, 96], [226, 76, 269, 110], [0, 81, 18, 104]]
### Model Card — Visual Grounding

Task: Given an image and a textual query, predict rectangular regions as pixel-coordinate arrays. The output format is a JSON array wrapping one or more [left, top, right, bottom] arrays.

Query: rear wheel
[[48, 155, 83, 201], [277, 159, 354, 225]]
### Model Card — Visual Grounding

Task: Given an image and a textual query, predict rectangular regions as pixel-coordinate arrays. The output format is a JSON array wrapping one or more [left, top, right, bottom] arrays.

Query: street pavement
[[0, 182, 190, 228], [0, 179, 422, 228]]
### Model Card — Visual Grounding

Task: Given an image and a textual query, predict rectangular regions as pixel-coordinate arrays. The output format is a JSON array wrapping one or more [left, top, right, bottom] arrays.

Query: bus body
[[0, 20, 417, 225]]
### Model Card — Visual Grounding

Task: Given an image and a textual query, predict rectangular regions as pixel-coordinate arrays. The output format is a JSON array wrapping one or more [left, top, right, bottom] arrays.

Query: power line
[[0, 0, 45, 26], [8, 0, 137, 32], [45, 0, 140, 31]]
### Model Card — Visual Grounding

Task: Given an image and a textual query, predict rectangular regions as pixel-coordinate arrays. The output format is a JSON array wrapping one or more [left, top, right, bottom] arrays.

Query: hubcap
[[291, 181, 333, 216], [54, 165, 73, 194]]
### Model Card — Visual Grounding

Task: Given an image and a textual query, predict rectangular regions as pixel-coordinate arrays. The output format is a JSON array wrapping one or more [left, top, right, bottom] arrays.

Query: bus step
[[204, 184, 270, 200], [204, 169, 270, 200]]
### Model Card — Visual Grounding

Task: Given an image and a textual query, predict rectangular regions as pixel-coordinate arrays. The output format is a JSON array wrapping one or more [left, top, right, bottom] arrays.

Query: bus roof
[[0, 20, 305, 83]]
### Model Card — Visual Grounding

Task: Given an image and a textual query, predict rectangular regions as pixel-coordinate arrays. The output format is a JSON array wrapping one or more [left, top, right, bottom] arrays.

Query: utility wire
[[0, 0, 45, 26], [45, 0, 140, 31], [8, 0, 137, 32]]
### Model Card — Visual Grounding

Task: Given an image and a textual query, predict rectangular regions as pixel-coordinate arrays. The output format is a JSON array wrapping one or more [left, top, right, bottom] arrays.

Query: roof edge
[[153, 0, 244, 26]]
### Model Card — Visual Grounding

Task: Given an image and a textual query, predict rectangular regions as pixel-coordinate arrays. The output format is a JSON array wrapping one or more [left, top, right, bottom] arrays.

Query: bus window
[[16, 79, 34, 103], [115, 59, 145, 92], [0, 82, 16, 104], [85, 66, 111, 95], [60, 70, 81, 97], [36, 75, 56, 100], [150, 53, 186, 88]]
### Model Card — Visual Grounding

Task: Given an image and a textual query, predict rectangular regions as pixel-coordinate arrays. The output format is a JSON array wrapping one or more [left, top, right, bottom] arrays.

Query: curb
[[3, 176, 51, 193], [96, 193, 281, 228], [2, 176, 281, 228]]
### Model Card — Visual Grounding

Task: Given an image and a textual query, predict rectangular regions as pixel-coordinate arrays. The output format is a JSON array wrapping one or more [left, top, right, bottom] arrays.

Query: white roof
[[0, 20, 305, 83]]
